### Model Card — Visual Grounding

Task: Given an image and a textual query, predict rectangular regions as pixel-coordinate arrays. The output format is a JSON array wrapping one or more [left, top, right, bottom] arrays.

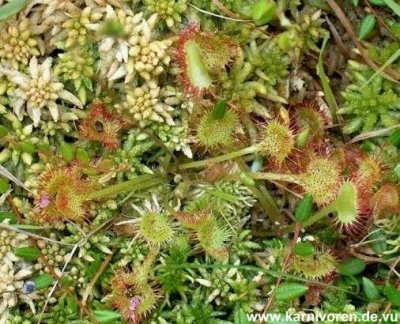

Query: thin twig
[[38, 244, 80, 324], [212, 0, 245, 19], [0, 165, 31, 192], [82, 249, 115, 306], [261, 223, 301, 319], [379, 303, 392, 324], [0, 223, 76, 246], [325, 16, 351, 59], [349, 248, 395, 265], [188, 3, 252, 22], [387, 256, 400, 280]]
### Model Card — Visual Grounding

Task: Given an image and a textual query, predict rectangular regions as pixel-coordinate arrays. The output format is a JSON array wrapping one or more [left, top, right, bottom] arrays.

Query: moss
[[339, 61, 400, 133]]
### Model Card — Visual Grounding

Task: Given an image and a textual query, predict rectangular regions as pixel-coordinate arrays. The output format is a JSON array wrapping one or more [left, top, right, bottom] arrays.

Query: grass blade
[[317, 35, 339, 122], [0, 0, 29, 22]]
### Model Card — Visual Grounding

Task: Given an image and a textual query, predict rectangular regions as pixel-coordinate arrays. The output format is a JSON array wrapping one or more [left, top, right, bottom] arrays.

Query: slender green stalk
[[249, 172, 301, 184], [179, 145, 257, 170], [87, 174, 164, 200], [317, 35, 339, 122], [302, 204, 336, 228], [235, 158, 282, 223], [249, 186, 282, 223]]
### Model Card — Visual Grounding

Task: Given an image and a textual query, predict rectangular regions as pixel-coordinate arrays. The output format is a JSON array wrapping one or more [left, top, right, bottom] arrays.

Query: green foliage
[[0, 0, 29, 22], [358, 14, 376, 40], [275, 283, 309, 301], [338, 258, 366, 276], [339, 61, 400, 133], [294, 193, 313, 222], [384, 284, 400, 306], [362, 277, 380, 301], [155, 236, 191, 294], [251, 0, 277, 25], [14, 247, 40, 261]]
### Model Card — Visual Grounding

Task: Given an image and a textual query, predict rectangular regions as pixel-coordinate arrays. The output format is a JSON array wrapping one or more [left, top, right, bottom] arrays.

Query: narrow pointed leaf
[[362, 277, 380, 301], [15, 247, 40, 261], [358, 14, 375, 40], [212, 99, 227, 119], [338, 258, 366, 276], [93, 310, 121, 323], [384, 284, 400, 306], [275, 283, 308, 301], [0, 0, 29, 22], [295, 194, 313, 222], [33, 273, 54, 290]]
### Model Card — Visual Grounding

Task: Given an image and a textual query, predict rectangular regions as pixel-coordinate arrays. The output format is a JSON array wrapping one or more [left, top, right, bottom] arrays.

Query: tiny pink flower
[[128, 296, 141, 322], [39, 192, 51, 208]]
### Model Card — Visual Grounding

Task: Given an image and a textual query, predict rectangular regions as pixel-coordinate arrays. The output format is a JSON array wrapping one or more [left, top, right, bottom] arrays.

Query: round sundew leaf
[[334, 182, 358, 227], [296, 127, 311, 149], [275, 283, 309, 301], [184, 40, 212, 90]]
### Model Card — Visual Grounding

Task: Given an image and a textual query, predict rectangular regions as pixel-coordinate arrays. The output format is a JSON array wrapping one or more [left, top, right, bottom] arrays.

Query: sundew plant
[[0, 0, 400, 323]]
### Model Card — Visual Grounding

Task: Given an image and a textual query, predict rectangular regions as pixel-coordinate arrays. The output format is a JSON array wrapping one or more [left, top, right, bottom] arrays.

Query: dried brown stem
[[325, 16, 351, 59], [82, 249, 115, 306]]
